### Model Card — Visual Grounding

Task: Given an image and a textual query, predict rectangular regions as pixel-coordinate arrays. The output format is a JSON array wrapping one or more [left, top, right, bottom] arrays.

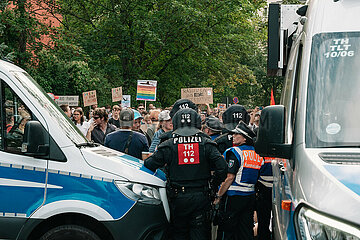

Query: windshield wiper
[[320, 145, 360, 148], [76, 142, 99, 148]]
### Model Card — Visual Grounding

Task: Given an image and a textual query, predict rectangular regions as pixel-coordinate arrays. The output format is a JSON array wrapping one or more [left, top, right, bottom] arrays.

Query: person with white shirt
[[73, 108, 90, 136]]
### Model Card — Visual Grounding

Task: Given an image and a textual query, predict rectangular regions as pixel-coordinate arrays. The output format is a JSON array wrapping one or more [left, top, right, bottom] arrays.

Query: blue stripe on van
[[0, 165, 136, 220], [0, 165, 46, 217], [117, 154, 167, 181], [324, 165, 360, 196], [46, 172, 135, 220]]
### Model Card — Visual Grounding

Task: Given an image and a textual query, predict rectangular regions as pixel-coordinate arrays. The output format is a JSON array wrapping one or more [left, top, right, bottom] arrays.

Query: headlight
[[115, 181, 161, 205], [295, 203, 360, 240]]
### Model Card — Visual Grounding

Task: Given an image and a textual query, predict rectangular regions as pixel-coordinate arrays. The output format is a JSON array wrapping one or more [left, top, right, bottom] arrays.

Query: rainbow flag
[[136, 80, 157, 101]]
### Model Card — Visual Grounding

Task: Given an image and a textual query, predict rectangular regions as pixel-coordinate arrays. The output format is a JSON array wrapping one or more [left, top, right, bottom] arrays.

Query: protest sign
[[181, 88, 213, 104], [82, 90, 97, 107], [55, 96, 79, 106], [136, 80, 157, 101], [217, 103, 227, 110], [122, 95, 131, 108], [112, 87, 123, 102]]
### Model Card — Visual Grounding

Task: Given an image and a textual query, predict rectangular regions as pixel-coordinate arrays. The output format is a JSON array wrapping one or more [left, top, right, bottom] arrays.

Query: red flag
[[270, 88, 275, 105]]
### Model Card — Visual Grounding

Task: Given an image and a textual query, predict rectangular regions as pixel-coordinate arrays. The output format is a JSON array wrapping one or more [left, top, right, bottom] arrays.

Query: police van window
[[306, 32, 360, 148], [1, 81, 33, 154], [11, 71, 87, 145], [282, 42, 302, 145], [291, 44, 302, 134]]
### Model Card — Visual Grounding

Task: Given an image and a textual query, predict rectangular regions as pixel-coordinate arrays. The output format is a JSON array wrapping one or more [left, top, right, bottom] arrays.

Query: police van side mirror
[[22, 120, 49, 156], [255, 105, 291, 159]]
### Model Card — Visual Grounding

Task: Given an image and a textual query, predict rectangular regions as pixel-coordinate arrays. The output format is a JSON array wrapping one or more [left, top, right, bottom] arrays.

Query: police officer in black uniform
[[214, 104, 249, 155], [144, 108, 227, 240], [202, 116, 223, 141], [159, 98, 200, 144], [170, 98, 198, 118]]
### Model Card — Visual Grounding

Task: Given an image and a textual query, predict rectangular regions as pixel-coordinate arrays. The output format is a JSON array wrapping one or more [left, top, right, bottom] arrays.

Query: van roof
[[306, 0, 360, 35], [0, 60, 25, 73]]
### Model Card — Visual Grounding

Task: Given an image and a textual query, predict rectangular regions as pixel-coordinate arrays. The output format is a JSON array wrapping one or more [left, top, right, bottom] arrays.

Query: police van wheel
[[39, 225, 101, 240]]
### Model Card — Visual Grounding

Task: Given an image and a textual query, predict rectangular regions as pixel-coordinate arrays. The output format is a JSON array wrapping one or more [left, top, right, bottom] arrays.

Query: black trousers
[[169, 191, 211, 240], [218, 194, 255, 240], [256, 184, 272, 240]]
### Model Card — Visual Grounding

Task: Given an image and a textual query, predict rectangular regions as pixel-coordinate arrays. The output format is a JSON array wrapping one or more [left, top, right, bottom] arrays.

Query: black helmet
[[222, 104, 249, 130], [231, 121, 256, 144], [170, 99, 198, 118], [172, 108, 201, 136], [204, 116, 222, 133]]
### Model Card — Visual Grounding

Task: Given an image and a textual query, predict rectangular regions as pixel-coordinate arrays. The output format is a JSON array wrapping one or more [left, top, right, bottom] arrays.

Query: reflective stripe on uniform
[[228, 185, 255, 192], [259, 175, 273, 182], [259, 180, 273, 188]]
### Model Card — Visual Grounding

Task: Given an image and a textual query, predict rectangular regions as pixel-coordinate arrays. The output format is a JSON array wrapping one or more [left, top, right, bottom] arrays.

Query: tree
[[2, 0, 280, 108], [0, 0, 46, 67], [26, 36, 113, 107], [35, 0, 272, 107], [0, 0, 113, 107]]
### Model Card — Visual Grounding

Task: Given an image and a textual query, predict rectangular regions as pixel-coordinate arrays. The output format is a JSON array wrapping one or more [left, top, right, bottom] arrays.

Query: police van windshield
[[306, 32, 360, 148], [11, 71, 88, 145]]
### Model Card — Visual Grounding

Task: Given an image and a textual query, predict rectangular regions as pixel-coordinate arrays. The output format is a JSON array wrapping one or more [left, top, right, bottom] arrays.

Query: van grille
[[319, 153, 360, 164]]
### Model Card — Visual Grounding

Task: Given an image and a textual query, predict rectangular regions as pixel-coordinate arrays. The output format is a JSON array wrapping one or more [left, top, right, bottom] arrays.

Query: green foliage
[[0, 42, 15, 61], [0, 0, 46, 67], [1, 0, 281, 109], [27, 46, 112, 107]]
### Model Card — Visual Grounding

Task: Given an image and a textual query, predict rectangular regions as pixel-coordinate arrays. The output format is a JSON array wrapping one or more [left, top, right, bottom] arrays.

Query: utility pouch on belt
[[166, 182, 179, 198]]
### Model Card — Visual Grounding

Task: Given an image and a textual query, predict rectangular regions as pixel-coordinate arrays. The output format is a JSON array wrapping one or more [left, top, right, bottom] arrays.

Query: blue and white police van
[[0, 60, 169, 239], [256, 0, 360, 239]]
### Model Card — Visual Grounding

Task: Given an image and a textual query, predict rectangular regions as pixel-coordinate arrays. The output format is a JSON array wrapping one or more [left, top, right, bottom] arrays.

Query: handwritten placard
[[181, 88, 213, 104], [82, 90, 97, 107], [55, 96, 79, 106], [122, 95, 131, 108], [217, 103, 227, 110], [112, 87, 123, 102]]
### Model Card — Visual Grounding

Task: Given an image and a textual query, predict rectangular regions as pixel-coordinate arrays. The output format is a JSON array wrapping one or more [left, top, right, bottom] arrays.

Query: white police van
[[256, 0, 360, 239], [0, 60, 169, 239]]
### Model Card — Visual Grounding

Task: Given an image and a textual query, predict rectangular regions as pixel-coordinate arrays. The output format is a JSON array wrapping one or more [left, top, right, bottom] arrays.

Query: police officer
[[159, 98, 201, 144], [144, 108, 227, 240], [214, 104, 249, 155], [214, 121, 264, 240], [252, 126, 274, 240], [256, 156, 273, 240], [202, 116, 223, 140], [213, 105, 250, 238], [169, 98, 198, 118]]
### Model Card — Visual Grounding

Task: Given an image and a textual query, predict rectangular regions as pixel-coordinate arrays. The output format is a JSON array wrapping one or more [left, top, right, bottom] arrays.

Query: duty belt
[[170, 185, 209, 194]]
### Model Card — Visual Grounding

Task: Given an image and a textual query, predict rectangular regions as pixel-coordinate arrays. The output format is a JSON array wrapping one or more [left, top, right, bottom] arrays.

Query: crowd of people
[[60, 100, 271, 240]]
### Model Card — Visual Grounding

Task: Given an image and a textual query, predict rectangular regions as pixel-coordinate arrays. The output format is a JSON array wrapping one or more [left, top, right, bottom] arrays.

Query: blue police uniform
[[219, 144, 264, 240], [210, 134, 220, 141]]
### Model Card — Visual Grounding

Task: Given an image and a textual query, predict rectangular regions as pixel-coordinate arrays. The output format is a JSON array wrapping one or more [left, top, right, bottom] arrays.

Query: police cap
[[222, 104, 249, 130], [172, 108, 201, 136], [170, 99, 198, 118], [204, 116, 222, 133], [231, 121, 256, 143]]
